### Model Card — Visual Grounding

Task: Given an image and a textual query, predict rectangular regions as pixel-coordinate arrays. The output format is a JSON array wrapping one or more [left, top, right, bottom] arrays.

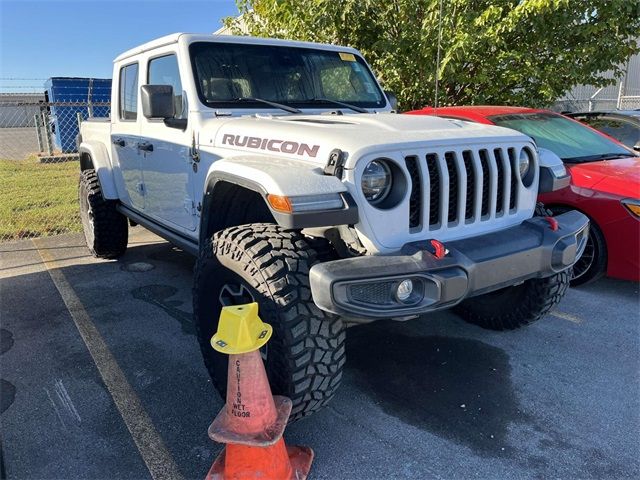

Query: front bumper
[[309, 210, 589, 319]]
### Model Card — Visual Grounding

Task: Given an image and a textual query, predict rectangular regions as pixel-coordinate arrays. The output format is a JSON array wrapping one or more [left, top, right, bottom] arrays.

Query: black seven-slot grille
[[405, 147, 522, 230], [444, 152, 459, 223], [426, 154, 440, 225], [405, 156, 421, 228]]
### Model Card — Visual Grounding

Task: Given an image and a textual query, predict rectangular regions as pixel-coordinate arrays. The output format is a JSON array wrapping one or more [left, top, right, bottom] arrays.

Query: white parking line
[[551, 310, 583, 324], [33, 238, 184, 480]]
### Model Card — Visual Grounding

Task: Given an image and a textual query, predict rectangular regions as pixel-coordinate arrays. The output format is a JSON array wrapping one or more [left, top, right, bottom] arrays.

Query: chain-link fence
[[552, 85, 640, 113], [552, 50, 640, 112], [0, 78, 111, 242]]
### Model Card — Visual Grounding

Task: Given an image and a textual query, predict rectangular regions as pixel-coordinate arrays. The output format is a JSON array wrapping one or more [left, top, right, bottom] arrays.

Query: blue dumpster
[[44, 77, 111, 153]]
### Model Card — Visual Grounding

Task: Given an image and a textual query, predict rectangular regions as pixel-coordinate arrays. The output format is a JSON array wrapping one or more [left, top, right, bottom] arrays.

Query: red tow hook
[[430, 239, 447, 259], [545, 216, 559, 231]]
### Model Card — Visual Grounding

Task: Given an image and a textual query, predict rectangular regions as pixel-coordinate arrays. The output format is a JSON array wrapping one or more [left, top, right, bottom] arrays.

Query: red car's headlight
[[622, 198, 640, 218]]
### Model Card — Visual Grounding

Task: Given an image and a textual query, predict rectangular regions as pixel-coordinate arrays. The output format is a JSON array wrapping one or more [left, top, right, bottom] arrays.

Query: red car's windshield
[[488, 112, 633, 163]]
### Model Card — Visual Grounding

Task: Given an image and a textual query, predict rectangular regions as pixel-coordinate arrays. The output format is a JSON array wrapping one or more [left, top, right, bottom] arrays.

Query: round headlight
[[362, 160, 392, 204], [518, 149, 532, 179]]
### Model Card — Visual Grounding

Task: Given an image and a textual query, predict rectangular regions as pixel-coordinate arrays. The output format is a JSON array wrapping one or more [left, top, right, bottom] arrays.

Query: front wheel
[[548, 207, 607, 286], [193, 224, 346, 421], [454, 202, 570, 330], [453, 270, 571, 330]]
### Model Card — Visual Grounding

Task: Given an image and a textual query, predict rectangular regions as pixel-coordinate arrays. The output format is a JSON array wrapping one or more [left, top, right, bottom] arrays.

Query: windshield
[[189, 42, 386, 110], [489, 112, 632, 162]]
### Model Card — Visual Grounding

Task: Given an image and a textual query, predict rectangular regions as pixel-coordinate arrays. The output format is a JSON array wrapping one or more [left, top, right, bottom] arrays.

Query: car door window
[[119, 63, 139, 120], [148, 54, 184, 118]]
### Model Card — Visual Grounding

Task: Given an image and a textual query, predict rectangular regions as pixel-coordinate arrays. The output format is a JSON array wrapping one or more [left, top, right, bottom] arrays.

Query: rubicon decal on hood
[[222, 134, 320, 158]]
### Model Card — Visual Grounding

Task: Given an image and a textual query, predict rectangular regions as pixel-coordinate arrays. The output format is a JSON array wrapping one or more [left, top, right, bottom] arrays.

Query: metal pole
[[588, 87, 603, 112], [620, 58, 631, 110], [88, 78, 94, 118], [616, 80, 624, 110], [434, 0, 444, 110], [34, 113, 44, 153], [41, 110, 53, 155]]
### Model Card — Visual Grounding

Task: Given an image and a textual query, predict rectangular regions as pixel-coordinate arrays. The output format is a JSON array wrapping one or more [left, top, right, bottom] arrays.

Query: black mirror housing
[[141, 84, 175, 119], [385, 90, 398, 111]]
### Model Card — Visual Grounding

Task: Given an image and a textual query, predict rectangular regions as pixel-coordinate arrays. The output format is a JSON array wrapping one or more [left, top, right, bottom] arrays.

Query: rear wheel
[[78, 169, 128, 259], [193, 224, 346, 421]]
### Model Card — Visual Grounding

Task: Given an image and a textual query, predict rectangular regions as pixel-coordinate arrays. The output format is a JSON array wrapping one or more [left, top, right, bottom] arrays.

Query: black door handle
[[137, 142, 153, 152], [112, 138, 125, 147]]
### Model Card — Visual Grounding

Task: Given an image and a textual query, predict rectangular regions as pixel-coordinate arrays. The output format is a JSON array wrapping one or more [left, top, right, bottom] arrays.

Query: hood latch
[[324, 149, 345, 178]]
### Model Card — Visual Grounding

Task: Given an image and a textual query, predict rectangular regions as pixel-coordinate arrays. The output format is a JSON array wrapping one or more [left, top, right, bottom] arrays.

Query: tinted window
[[148, 54, 184, 118], [119, 63, 138, 120], [189, 42, 385, 109], [489, 112, 631, 162]]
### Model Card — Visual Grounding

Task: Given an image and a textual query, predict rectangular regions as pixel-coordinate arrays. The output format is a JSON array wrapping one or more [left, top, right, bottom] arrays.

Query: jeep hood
[[199, 113, 532, 167]]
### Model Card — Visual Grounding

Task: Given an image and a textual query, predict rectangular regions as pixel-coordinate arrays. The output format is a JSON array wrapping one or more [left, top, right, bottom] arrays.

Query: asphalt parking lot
[[1, 227, 639, 480]]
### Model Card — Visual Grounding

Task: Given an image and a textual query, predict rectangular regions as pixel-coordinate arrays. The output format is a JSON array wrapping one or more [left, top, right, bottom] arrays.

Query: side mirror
[[385, 90, 398, 111], [633, 144, 640, 153], [538, 148, 570, 193], [537, 148, 563, 169], [141, 84, 174, 119]]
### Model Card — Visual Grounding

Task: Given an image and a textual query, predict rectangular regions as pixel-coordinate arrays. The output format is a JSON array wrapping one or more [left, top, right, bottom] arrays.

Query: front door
[[111, 62, 144, 211], [139, 53, 195, 231]]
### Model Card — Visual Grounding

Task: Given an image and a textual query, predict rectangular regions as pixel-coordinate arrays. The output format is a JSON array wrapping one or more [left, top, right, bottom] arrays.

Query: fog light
[[396, 279, 413, 302]]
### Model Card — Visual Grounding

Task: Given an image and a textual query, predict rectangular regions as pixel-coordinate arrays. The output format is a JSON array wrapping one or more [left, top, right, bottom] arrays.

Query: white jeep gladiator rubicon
[[77, 33, 589, 420]]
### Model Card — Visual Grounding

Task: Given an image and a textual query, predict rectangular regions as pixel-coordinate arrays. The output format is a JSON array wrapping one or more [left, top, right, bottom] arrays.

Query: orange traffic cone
[[205, 303, 314, 480]]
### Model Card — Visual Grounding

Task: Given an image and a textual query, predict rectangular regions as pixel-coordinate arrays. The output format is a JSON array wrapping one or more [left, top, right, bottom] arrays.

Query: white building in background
[[553, 47, 640, 112], [0, 93, 45, 128], [214, 16, 248, 35]]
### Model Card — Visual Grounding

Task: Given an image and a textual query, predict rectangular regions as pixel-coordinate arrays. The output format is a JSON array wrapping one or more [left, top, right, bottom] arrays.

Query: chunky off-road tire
[[78, 169, 128, 259], [548, 206, 607, 286], [193, 224, 346, 421], [454, 203, 570, 330], [454, 270, 571, 330]]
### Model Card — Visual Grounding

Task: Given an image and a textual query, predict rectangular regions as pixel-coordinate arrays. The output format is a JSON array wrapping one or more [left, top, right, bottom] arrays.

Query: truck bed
[[80, 118, 111, 146]]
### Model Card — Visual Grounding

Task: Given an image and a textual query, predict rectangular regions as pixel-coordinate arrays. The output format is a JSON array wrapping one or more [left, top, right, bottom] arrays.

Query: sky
[[0, 0, 239, 92]]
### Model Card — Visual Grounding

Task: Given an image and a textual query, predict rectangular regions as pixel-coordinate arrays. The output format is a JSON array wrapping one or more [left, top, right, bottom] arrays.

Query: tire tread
[[193, 223, 345, 421], [454, 203, 571, 330], [79, 169, 127, 259]]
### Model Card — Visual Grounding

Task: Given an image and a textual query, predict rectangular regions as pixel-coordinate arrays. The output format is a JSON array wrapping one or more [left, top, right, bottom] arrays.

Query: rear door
[[110, 62, 144, 210], [138, 52, 195, 230]]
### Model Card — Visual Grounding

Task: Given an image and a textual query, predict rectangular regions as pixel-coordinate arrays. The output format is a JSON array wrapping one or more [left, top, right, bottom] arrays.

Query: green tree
[[225, 0, 640, 110]]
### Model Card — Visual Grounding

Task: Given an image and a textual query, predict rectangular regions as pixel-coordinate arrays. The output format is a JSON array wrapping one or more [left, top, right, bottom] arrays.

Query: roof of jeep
[[114, 33, 360, 63]]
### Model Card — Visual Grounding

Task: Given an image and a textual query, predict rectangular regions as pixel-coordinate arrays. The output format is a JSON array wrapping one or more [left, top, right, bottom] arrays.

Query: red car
[[406, 106, 640, 285]]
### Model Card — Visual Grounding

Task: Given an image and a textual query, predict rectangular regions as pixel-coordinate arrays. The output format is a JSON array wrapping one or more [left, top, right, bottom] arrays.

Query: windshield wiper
[[235, 97, 301, 114], [306, 98, 368, 113], [564, 152, 632, 163]]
